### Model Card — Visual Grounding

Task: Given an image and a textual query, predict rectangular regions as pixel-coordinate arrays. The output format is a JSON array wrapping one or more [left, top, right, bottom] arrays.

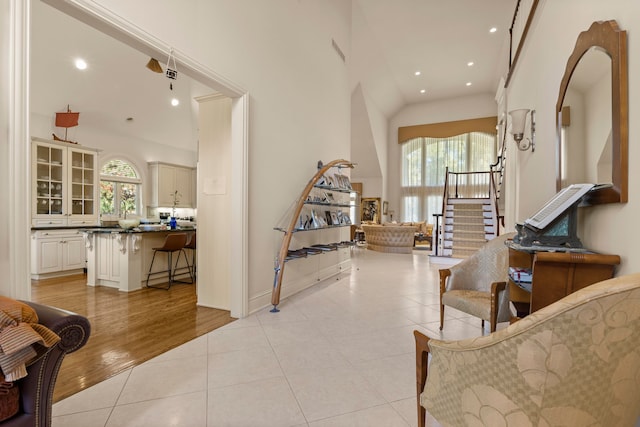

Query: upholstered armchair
[[415, 273, 640, 427], [3, 301, 90, 427], [439, 232, 515, 333]]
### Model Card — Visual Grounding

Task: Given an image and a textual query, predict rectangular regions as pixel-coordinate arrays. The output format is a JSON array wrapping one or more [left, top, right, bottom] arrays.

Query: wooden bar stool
[[185, 233, 196, 280], [146, 233, 192, 289]]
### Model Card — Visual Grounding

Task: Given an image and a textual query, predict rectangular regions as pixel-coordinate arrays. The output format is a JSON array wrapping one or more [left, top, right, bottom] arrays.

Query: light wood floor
[[31, 274, 235, 402]]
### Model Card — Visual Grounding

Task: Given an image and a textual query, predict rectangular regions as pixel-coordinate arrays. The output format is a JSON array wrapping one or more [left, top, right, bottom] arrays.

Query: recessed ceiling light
[[466, 82, 472, 87], [74, 58, 87, 70], [420, 89, 426, 94], [467, 61, 474, 67], [171, 98, 180, 106], [489, 27, 497, 33], [415, 71, 421, 76]]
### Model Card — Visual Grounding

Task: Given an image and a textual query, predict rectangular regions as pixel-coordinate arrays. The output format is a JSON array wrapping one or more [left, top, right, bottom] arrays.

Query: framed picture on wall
[[383, 201, 388, 215], [361, 197, 381, 224]]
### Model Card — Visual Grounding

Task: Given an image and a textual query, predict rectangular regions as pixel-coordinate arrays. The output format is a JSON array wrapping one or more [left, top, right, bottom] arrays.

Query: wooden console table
[[507, 242, 620, 320]]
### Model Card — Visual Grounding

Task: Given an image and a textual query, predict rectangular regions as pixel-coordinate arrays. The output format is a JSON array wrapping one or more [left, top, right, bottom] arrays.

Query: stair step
[[449, 221, 486, 228], [451, 231, 486, 238], [452, 248, 479, 258], [450, 206, 484, 212], [449, 239, 486, 247], [444, 228, 485, 235], [440, 196, 497, 259], [448, 198, 489, 204], [445, 215, 482, 220]]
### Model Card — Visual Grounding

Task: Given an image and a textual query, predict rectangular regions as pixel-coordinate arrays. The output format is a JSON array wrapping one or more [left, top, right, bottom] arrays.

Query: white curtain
[[400, 132, 496, 223]]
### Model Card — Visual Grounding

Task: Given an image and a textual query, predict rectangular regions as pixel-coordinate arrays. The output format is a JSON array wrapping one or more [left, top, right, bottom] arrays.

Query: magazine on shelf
[[509, 267, 533, 283], [509, 267, 533, 292]]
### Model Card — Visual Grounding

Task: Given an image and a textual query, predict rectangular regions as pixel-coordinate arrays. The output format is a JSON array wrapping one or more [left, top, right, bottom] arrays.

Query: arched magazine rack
[[271, 159, 355, 312]]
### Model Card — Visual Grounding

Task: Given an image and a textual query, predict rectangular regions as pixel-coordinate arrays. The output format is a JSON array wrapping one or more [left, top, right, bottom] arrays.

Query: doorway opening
[[19, 0, 248, 318]]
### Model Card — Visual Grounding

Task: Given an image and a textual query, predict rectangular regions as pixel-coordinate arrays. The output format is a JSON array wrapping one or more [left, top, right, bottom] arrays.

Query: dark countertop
[[81, 226, 196, 234], [32, 225, 195, 233]]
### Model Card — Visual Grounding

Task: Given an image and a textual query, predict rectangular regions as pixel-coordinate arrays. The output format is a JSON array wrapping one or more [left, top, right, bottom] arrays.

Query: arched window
[[100, 159, 141, 218]]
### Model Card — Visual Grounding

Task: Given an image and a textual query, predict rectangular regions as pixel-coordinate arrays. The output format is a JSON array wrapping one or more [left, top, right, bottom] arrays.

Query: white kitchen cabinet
[[148, 162, 195, 208], [32, 137, 99, 227], [31, 229, 86, 278], [96, 233, 120, 283]]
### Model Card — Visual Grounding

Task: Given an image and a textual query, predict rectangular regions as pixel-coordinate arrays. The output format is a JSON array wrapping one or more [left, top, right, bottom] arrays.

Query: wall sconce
[[509, 108, 536, 152]]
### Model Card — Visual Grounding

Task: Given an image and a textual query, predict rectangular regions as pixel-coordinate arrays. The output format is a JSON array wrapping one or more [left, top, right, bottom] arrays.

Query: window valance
[[398, 116, 497, 144]]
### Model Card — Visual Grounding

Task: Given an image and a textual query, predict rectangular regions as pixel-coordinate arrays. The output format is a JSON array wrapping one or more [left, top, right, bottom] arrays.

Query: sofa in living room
[[361, 223, 418, 254], [0, 298, 91, 427], [401, 221, 433, 249]]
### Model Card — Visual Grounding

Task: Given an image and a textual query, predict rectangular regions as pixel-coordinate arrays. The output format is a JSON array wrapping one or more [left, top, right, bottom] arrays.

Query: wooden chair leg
[[414, 330, 431, 427], [438, 269, 450, 331], [490, 281, 507, 333]]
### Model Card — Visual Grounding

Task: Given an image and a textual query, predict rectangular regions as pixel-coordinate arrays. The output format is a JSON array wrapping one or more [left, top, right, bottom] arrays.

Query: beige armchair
[[439, 232, 515, 333], [415, 273, 640, 427]]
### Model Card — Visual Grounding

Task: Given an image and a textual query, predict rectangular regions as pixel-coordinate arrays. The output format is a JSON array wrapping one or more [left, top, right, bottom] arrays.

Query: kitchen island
[[83, 227, 195, 292]]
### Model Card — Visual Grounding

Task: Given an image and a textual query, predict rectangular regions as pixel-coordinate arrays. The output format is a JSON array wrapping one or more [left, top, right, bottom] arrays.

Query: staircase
[[441, 199, 495, 258], [433, 165, 503, 260]]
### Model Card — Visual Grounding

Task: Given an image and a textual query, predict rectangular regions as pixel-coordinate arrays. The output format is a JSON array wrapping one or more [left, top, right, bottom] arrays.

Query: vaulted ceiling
[[351, 0, 515, 178], [31, 0, 516, 167]]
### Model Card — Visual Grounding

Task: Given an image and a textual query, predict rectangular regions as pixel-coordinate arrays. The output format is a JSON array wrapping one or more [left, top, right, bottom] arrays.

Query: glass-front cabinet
[[32, 137, 99, 227], [69, 150, 96, 218]]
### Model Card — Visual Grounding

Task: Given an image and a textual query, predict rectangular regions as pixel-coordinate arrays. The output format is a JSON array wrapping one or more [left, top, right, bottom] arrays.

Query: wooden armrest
[[490, 281, 507, 332], [438, 269, 451, 298], [491, 281, 507, 297], [414, 330, 431, 427]]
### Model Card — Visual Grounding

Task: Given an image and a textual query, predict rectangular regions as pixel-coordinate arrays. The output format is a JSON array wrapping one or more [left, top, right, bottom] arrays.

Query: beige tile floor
[[52, 247, 489, 427]]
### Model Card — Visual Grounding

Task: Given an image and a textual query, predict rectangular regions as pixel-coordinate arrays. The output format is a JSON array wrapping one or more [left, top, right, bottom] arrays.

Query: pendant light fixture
[[145, 58, 164, 73]]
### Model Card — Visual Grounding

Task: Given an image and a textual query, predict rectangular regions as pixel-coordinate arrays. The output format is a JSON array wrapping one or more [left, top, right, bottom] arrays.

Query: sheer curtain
[[400, 132, 496, 223]]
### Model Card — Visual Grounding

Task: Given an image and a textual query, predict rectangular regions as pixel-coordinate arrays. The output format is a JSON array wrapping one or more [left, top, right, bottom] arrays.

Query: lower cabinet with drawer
[[507, 243, 621, 321], [31, 229, 86, 279]]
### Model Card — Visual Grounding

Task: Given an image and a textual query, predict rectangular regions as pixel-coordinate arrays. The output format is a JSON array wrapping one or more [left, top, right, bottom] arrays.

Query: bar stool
[[185, 233, 196, 280], [146, 233, 192, 289]]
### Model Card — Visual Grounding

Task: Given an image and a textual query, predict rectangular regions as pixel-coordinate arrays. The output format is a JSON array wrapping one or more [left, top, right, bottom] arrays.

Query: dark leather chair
[[2, 301, 90, 427]]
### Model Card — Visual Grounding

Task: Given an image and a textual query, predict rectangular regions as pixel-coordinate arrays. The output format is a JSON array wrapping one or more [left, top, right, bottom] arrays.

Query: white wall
[[363, 92, 388, 202], [197, 95, 231, 310], [77, 0, 352, 312], [0, 0, 11, 295], [388, 93, 498, 222], [505, 0, 640, 274], [349, 0, 400, 219], [351, 86, 387, 212]]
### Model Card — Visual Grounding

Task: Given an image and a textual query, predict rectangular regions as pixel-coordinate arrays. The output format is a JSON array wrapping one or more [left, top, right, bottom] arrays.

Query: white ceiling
[[354, 0, 515, 112], [351, 0, 515, 179], [30, 0, 210, 151], [31, 0, 516, 158]]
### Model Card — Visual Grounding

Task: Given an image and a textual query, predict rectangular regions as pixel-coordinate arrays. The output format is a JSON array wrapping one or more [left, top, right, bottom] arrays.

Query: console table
[[507, 242, 620, 320]]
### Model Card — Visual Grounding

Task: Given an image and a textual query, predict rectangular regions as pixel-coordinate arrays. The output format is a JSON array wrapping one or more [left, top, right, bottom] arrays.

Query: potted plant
[[169, 190, 181, 229], [118, 186, 140, 229]]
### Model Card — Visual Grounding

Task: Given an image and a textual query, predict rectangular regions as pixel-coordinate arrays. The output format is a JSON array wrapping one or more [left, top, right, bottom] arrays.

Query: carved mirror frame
[[556, 20, 628, 204]]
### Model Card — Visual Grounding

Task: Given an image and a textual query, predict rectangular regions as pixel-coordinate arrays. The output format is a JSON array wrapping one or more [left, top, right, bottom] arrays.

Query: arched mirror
[[556, 20, 628, 204]]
